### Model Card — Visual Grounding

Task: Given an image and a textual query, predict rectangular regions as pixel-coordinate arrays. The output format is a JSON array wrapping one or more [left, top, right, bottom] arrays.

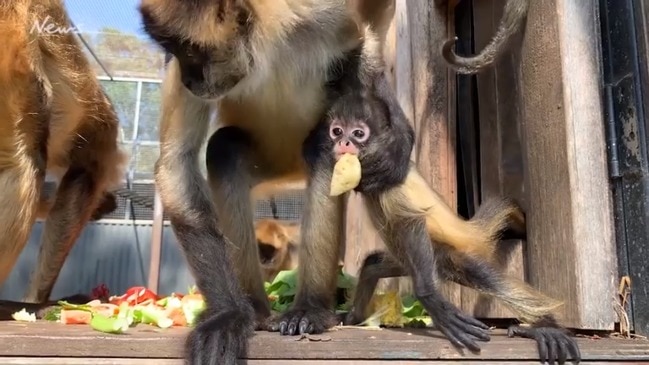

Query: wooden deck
[[0, 322, 648, 364]]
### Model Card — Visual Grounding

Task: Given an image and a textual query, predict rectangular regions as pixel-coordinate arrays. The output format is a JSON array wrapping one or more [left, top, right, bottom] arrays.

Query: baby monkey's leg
[[438, 252, 581, 365], [363, 197, 490, 352], [344, 251, 406, 325]]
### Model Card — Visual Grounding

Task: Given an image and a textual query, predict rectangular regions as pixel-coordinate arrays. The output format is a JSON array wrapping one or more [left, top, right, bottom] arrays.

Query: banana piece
[[330, 153, 362, 196]]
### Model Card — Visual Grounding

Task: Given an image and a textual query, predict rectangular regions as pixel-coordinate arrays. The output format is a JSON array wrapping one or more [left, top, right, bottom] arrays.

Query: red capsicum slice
[[120, 286, 158, 305]]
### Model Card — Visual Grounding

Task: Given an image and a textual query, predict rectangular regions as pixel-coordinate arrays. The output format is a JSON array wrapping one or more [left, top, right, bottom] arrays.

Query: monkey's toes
[[421, 296, 490, 352], [185, 306, 255, 365], [269, 308, 339, 336], [507, 325, 581, 365]]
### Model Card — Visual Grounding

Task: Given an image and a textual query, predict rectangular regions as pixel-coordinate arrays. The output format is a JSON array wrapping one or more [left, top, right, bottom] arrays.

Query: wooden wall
[[343, 0, 619, 331]]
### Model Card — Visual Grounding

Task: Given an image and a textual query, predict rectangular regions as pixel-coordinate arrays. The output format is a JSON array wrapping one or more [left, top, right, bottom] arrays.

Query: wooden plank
[[0, 322, 647, 361], [393, 0, 415, 295], [458, 0, 526, 318], [1, 360, 646, 365], [517, 0, 617, 329], [407, 0, 460, 306]]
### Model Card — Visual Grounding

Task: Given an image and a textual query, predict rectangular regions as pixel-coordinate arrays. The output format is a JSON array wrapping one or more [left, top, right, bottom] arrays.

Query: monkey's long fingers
[[435, 322, 473, 351], [556, 332, 581, 364], [453, 311, 490, 330], [546, 333, 558, 365], [566, 336, 581, 363], [556, 337, 568, 364], [536, 332, 550, 364], [286, 315, 302, 335], [446, 325, 482, 353]]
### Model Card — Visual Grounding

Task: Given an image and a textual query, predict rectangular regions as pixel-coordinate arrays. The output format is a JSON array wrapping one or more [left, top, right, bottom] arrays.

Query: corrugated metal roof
[[0, 222, 194, 300]]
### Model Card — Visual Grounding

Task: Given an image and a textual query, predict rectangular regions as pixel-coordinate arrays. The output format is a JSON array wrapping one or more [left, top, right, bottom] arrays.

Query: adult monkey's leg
[[205, 126, 271, 325], [155, 59, 253, 364], [269, 137, 345, 335]]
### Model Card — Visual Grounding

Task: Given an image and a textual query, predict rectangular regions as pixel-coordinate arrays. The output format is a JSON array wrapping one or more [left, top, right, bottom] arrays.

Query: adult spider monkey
[[0, 0, 127, 304], [138, 0, 534, 363], [302, 29, 581, 364]]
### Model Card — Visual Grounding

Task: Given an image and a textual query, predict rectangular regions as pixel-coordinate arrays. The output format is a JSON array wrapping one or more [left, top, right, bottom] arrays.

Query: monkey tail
[[445, 253, 564, 325], [494, 277, 564, 324], [441, 0, 530, 74], [380, 168, 518, 261]]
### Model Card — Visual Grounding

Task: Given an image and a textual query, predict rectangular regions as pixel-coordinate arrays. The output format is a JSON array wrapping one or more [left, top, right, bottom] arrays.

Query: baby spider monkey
[[301, 32, 581, 365]]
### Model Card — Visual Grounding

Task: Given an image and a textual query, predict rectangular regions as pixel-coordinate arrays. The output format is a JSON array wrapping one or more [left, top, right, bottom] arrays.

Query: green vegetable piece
[[182, 299, 206, 327], [90, 313, 129, 334], [132, 308, 144, 324], [57, 301, 92, 312], [155, 297, 168, 307], [139, 306, 173, 329], [42, 306, 62, 322], [117, 302, 135, 326], [401, 295, 426, 318], [188, 285, 198, 295], [336, 268, 357, 289]]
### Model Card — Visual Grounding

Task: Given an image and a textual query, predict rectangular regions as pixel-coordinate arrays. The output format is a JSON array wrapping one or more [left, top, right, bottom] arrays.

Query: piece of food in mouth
[[330, 153, 362, 196]]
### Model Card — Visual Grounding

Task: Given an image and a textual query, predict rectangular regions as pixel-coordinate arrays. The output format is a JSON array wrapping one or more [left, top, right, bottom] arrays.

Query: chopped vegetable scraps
[[12, 270, 437, 334], [9, 286, 206, 335], [11, 308, 36, 322]]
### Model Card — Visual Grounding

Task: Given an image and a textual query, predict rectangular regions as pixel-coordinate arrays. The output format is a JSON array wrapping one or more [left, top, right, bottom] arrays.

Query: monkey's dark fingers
[[546, 333, 558, 365], [272, 308, 339, 336], [185, 308, 254, 365], [566, 335, 582, 363], [453, 311, 491, 331], [435, 321, 474, 351], [286, 315, 302, 335], [553, 330, 581, 364], [557, 338, 568, 365], [507, 326, 581, 365], [434, 314, 486, 352], [448, 313, 491, 342], [420, 296, 488, 352]]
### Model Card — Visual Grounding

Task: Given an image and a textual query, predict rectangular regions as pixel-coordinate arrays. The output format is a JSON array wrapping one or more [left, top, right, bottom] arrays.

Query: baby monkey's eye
[[332, 127, 343, 136], [352, 130, 365, 138]]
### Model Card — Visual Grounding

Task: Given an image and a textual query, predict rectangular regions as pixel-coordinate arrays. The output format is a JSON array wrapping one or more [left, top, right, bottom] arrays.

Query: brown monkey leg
[[23, 166, 107, 303], [0, 162, 45, 289], [269, 145, 345, 335], [154, 59, 254, 364], [205, 126, 271, 325]]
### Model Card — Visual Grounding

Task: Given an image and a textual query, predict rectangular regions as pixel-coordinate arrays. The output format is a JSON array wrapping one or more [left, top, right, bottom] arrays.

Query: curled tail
[[442, 0, 530, 74], [382, 168, 524, 261]]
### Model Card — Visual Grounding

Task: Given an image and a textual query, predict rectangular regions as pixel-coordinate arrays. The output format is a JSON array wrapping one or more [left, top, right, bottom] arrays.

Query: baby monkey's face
[[328, 118, 371, 160]]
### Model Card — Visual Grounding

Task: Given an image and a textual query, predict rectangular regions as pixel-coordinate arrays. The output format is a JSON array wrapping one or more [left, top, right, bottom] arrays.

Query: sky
[[64, 0, 146, 38]]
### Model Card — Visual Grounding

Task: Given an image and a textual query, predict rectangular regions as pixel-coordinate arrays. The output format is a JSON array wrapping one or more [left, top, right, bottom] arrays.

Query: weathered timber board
[[0, 322, 648, 362], [0, 360, 647, 365]]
